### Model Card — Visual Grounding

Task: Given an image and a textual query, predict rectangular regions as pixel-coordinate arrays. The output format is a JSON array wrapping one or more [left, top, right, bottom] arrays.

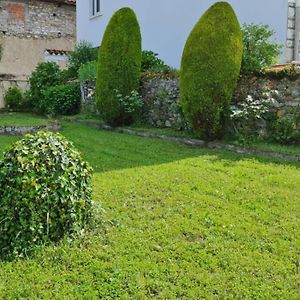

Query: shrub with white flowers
[[230, 87, 278, 137]]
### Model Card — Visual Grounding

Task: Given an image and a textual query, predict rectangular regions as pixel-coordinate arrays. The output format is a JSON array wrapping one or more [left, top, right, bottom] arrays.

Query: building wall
[[0, 0, 76, 108], [77, 0, 288, 68]]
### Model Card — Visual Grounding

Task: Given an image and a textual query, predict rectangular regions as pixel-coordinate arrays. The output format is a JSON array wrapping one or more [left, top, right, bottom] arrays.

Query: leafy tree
[[241, 23, 282, 73], [68, 41, 98, 79], [96, 7, 142, 126], [180, 2, 243, 140]]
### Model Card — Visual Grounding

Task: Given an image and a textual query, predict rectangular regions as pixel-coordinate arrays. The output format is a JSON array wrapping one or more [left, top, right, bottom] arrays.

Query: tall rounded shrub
[[96, 7, 142, 126], [180, 2, 243, 140], [0, 131, 93, 259]]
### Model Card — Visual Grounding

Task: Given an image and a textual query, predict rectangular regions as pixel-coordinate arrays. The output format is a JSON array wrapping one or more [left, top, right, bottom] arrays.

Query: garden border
[[71, 120, 300, 163], [0, 124, 61, 135]]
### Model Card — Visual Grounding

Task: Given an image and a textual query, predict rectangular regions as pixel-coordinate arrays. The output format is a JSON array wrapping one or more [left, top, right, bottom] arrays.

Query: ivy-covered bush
[[96, 7, 142, 126], [0, 131, 94, 259], [4, 86, 25, 110], [27, 62, 62, 113], [180, 2, 243, 140], [42, 83, 81, 116]]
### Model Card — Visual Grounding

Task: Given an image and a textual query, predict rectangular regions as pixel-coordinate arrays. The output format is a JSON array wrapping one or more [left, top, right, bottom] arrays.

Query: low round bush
[[96, 7, 142, 126], [0, 131, 93, 259], [4, 86, 24, 110], [42, 83, 81, 116], [180, 2, 243, 140]]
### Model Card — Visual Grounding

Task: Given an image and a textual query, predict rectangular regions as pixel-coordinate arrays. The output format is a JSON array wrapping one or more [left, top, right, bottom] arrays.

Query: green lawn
[[0, 122, 299, 299], [0, 112, 51, 126]]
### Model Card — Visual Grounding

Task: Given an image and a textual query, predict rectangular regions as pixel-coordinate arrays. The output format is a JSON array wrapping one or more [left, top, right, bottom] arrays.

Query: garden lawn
[[0, 122, 299, 299], [0, 112, 50, 126]]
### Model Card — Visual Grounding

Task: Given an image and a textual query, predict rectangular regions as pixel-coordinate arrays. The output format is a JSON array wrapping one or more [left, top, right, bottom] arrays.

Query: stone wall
[[140, 77, 186, 129], [0, 0, 75, 39], [0, 0, 76, 108], [140, 75, 300, 128]]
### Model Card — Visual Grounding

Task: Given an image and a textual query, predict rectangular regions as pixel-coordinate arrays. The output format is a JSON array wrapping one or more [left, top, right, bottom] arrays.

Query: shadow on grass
[[61, 122, 300, 173]]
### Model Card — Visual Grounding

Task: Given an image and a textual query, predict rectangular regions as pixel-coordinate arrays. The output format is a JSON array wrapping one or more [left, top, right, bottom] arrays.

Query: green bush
[[269, 115, 300, 144], [114, 89, 144, 124], [0, 131, 93, 259], [42, 83, 81, 116], [96, 7, 142, 126], [78, 60, 97, 82], [141, 50, 170, 72], [28, 62, 62, 113], [180, 2, 243, 140], [4, 86, 25, 110], [68, 41, 98, 79], [241, 23, 282, 74]]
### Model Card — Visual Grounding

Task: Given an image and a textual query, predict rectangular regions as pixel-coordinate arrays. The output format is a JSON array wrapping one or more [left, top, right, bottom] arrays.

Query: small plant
[[78, 60, 97, 82], [230, 87, 276, 138], [141, 50, 170, 73], [68, 41, 98, 79], [28, 62, 62, 113], [241, 23, 282, 74], [42, 83, 81, 116], [0, 131, 94, 259], [4, 86, 24, 110], [114, 89, 144, 124]]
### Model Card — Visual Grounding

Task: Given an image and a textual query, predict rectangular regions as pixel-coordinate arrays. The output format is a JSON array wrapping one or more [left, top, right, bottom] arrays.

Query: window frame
[[90, 0, 101, 19]]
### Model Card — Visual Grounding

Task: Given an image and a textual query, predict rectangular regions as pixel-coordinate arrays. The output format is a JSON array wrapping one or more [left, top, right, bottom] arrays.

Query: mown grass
[[0, 112, 51, 126], [0, 122, 299, 299]]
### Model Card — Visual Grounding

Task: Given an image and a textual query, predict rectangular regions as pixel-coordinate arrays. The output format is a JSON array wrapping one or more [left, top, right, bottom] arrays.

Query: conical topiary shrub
[[96, 7, 142, 126], [180, 2, 243, 140]]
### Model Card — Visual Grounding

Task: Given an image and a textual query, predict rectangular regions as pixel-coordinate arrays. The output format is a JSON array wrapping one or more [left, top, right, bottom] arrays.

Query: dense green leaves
[[0, 131, 94, 259], [96, 7, 142, 126], [241, 23, 282, 74], [180, 2, 243, 140], [42, 83, 81, 116], [27, 62, 62, 114]]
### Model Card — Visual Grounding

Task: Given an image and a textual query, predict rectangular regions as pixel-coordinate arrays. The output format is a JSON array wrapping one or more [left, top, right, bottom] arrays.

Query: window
[[90, 0, 101, 18]]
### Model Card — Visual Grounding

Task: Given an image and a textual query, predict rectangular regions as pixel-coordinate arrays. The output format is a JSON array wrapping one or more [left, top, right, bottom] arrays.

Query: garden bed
[[0, 113, 60, 135], [66, 118, 300, 162]]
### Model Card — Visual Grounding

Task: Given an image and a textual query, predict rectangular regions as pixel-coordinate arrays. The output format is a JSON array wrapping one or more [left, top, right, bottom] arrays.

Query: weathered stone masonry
[[0, 0, 76, 108]]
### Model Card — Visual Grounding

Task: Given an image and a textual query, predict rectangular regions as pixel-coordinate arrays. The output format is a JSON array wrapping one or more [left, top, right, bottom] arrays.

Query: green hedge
[[180, 2, 243, 140], [96, 7, 142, 126]]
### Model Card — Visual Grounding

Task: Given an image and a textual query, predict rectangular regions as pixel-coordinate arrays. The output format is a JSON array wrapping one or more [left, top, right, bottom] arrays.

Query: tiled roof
[[45, 49, 71, 56], [42, 0, 76, 6]]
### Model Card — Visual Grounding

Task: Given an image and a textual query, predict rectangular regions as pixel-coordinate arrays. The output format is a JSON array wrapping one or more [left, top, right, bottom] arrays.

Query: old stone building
[[0, 0, 76, 107]]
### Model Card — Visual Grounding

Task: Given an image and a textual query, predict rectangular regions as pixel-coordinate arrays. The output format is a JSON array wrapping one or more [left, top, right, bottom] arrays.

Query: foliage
[[4, 86, 25, 110], [27, 62, 62, 113], [141, 50, 170, 72], [180, 2, 243, 140], [0, 122, 299, 298], [68, 41, 98, 79], [78, 60, 97, 82], [41, 83, 81, 116], [230, 87, 276, 139], [268, 107, 300, 144], [114, 89, 143, 124], [0, 44, 2, 61], [241, 23, 282, 74], [96, 7, 142, 126], [0, 131, 93, 259]]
